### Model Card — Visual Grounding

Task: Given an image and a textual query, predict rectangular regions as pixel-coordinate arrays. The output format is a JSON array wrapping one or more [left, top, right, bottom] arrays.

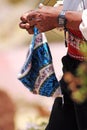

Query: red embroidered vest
[[67, 29, 87, 61]]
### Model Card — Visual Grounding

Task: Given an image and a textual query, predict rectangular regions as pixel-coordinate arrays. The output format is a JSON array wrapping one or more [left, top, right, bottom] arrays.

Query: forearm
[[65, 11, 82, 31], [55, 2, 82, 31], [19, 5, 83, 33]]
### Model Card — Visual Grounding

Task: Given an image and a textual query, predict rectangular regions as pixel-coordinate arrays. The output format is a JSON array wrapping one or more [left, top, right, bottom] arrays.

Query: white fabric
[[55, 0, 87, 40], [63, 0, 87, 11], [62, 0, 87, 40], [79, 9, 87, 40]]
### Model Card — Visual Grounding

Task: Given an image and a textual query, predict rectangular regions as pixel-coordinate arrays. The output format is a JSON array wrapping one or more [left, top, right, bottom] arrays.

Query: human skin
[[19, 4, 82, 34]]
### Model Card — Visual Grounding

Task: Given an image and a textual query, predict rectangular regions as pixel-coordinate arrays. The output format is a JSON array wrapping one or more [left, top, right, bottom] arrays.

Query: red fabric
[[68, 29, 84, 39], [68, 43, 85, 61], [68, 44, 83, 56], [67, 29, 86, 61]]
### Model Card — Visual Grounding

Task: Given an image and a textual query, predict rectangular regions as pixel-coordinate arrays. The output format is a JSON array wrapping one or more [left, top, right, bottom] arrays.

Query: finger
[[19, 22, 26, 29], [19, 22, 30, 29], [20, 14, 28, 23], [25, 23, 30, 29], [27, 10, 40, 21], [29, 18, 41, 26], [28, 12, 42, 26], [26, 28, 34, 34], [20, 10, 33, 22]]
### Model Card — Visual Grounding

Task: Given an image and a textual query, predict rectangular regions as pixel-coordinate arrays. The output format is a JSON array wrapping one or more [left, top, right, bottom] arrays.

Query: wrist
[[57, 10, 67, 28]]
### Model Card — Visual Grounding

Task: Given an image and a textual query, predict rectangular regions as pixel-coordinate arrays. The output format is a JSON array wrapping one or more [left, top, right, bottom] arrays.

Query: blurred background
[[0, 0, 66, 130]]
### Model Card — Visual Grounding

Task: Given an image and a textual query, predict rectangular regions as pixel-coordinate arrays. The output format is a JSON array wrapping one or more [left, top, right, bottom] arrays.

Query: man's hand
[[19, 11, 34, 34], [19, 4, 62, 34]]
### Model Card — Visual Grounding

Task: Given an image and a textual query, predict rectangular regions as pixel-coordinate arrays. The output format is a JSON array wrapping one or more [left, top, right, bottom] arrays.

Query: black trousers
[[45, 55, 87, 130]]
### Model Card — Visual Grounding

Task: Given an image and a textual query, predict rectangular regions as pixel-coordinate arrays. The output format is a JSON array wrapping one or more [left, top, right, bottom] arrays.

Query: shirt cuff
[[79, 9, 87, 40]]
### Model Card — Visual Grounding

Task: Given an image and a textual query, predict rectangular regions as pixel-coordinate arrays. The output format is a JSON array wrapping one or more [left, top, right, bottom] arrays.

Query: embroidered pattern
[[68, 34, 82, 50], [18, 31, 61, 97], [34, 64, 54, 90], [68, 31, 87, 61]]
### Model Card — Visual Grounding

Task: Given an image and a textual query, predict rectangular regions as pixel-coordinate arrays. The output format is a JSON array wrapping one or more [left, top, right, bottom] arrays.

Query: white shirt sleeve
[[79, 9, 87, 40]]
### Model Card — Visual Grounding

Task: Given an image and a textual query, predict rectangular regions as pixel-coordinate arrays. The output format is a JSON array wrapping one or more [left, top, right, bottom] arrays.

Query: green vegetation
[[64, 41, 87, 104]]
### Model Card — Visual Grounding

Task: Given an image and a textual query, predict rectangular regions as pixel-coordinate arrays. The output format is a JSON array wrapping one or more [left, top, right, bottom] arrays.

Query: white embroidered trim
[[68, 52, 87, 61], [34, 64, 55, 90], [34, 63, 62, 97]]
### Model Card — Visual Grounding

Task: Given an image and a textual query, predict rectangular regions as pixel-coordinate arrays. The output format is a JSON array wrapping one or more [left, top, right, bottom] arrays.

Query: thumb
[[38, 3, 44, 9]]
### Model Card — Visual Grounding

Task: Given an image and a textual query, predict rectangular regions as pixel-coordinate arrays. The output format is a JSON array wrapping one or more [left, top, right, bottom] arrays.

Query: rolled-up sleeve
[[79, 9, 87, 40]]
